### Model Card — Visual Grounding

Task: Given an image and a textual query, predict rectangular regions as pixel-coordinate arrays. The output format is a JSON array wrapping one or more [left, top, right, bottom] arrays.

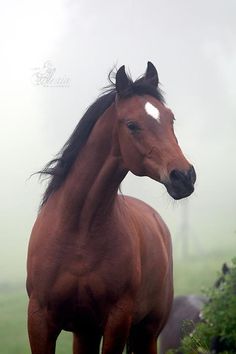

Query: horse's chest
[[49, 240, 139, 327], [50, 262, 136, 331]]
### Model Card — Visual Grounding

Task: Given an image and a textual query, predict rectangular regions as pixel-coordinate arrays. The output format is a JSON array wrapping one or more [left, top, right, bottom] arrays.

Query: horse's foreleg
[[128, 314, 164, 354], [102, 301, 132, 354], [130, 333, 157, 354], [73, 331, 102, 354], [28, 297, 60, 354], [129, 321, 170, 354]]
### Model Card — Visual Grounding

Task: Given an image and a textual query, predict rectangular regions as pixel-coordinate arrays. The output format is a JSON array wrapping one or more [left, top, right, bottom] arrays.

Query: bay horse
[[159, 264, 230, 354], [159, 295, 207, 354], [27, 62, 196, 354]]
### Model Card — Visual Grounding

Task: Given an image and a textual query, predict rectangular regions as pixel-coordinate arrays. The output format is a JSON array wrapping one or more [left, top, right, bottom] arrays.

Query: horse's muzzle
[[164, 165, 196, 200]]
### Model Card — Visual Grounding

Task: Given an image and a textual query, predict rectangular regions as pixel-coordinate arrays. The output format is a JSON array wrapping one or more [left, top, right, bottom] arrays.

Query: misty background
[[1, 0, 236, 287]]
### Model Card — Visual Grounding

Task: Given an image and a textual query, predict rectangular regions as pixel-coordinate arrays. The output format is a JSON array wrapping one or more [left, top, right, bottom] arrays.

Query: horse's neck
[[53, 104, 127, 232]]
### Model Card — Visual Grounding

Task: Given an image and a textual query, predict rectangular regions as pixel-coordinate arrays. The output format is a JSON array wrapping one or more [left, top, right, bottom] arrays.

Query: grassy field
[[0, 286, 72, 354], [0, 232, 235, 353]]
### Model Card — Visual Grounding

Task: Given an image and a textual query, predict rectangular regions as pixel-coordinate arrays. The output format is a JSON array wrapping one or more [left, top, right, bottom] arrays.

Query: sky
[[0, 0, 236, 283]]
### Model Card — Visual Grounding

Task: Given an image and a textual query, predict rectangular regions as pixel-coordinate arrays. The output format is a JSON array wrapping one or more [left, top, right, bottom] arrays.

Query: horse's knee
[[128, 317, 162, 354], [102, 306, 132, 354], [129, 331, 157, 354], [28, 297, 60, 354], [73, 331, 101, 354]]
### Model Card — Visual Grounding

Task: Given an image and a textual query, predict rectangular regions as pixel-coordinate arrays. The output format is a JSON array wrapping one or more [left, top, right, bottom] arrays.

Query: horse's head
[[114, 62, 196, 200]]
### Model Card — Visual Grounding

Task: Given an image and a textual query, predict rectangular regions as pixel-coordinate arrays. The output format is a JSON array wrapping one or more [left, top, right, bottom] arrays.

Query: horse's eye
[[126, 121, 140, 133]]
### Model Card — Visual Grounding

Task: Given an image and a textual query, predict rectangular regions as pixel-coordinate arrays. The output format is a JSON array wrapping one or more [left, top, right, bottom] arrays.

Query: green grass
[[173, 253, 232, 295], [0, 287, 72, 354], [0, 288, 28, 354]]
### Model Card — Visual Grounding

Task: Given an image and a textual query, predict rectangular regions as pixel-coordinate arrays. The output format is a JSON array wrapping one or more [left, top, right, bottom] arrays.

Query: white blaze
[[144, 102, 160, 123]]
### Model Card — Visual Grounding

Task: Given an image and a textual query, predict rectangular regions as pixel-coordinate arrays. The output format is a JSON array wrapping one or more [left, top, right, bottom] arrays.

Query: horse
[[159, 295, 207, 354], [159, 263, 230, 354], [26, 62, 196, 354]]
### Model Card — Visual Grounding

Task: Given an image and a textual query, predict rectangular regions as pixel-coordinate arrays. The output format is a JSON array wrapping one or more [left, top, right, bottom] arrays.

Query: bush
[[170, 258, 236, 354]]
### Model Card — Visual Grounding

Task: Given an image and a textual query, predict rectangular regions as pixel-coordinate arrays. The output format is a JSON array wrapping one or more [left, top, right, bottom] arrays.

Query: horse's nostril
[[188, 165, 196, 184], [170, 169, 184, 183], [170, 167, 196, 185]]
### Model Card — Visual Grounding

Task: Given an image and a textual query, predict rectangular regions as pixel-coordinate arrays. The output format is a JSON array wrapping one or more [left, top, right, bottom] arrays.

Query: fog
[[0, 0, 236, 284]]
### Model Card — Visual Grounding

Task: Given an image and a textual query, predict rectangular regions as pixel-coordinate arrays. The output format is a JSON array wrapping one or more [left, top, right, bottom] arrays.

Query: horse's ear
[[145, 61, 159, 87], [222, 263, 230, 275], [116, 65, 131, 96]]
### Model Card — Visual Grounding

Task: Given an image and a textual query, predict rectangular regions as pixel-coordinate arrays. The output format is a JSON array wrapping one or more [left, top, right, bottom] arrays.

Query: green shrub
[[170, 258, 236, 354]]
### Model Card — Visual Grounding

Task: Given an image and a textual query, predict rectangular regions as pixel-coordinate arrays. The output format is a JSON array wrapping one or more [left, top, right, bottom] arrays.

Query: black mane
[[39, 71, 165, 207]]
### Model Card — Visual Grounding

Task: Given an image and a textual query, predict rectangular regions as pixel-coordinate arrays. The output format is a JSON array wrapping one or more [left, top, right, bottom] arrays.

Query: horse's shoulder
[[117, 194, 158, 214], [117, 195, 170, 238]]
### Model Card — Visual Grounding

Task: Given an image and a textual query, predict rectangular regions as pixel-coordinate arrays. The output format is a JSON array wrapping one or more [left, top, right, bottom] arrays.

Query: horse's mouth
[[164, 182, 195, 200]]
